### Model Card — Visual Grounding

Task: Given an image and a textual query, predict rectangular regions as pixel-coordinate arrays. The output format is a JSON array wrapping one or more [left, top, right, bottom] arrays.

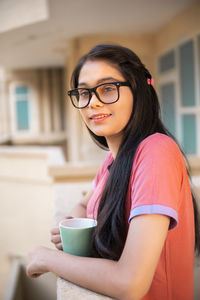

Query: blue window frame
[[159, 50, 175, 73], [15, 86, 30, 130], [160, 83, 176, 136], [181, 114, 197, 154], [159, 36, 200, 156], [179, 40, 195, 107], [198, 35, 200, 97]]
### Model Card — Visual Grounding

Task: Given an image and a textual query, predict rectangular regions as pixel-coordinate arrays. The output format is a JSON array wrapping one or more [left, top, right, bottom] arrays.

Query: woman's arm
[[70, 187, 94, 217], [27, 214, 170, 300]]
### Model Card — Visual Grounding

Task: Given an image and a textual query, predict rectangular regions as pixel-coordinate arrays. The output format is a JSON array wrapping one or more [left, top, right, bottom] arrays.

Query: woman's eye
[[80, 90, 89, 97], [103, 85, 115, 92]]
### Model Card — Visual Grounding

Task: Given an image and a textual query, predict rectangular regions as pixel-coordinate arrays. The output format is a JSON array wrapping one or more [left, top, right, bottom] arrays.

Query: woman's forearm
[[70, 187, 93, 218], [70, 203, 87, 217], [45, 248, 126, 299]]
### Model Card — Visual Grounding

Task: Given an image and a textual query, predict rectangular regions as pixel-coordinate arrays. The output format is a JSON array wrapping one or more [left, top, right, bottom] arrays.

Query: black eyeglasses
[[67, 81, 130, 109]]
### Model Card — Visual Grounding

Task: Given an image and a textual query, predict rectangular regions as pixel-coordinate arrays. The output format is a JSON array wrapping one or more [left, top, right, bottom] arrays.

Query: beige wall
[[0, 149, 55, 257], [155, 0, 200, 55], [76, 34, 156, 74], [67, 33, 156, 88]]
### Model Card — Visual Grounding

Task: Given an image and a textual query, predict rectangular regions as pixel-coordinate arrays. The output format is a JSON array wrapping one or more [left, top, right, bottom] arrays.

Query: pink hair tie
[[147, 78, 154, 85]]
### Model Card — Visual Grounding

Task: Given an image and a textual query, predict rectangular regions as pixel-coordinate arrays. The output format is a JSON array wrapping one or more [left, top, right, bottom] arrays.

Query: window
[[158, 36, 200, 156], [179, 40, 195, 107], [160, 83, 176, 136], [198, 35, 200, 98], [159, 50, 175, 73], [181, 114, 197, 154], [15, 86, 30, 130]]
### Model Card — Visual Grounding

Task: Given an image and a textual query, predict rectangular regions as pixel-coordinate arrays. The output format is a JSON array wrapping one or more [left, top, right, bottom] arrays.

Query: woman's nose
[[89, 92, 104, 108]]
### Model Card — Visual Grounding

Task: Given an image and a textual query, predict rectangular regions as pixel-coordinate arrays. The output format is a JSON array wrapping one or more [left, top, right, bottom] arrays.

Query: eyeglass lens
[[71, 83, 119, 108]]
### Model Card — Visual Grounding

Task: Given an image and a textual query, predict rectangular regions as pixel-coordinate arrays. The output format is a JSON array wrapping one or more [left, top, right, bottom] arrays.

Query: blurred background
[[0, 0, 200, 299]]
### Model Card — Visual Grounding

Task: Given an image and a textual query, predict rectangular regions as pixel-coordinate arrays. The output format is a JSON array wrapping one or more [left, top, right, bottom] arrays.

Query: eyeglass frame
[[67, 81, 130, 109]]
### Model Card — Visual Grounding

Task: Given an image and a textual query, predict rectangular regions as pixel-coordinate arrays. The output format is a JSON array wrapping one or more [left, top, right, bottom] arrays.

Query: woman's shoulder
[[136, 133, 183, 162], [139, 133, 180, 152]]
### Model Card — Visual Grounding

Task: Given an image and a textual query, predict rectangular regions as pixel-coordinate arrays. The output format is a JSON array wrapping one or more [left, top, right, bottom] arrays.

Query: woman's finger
[[51, 234, 61, 244], [51, 216, 73, 235], [56, 243, 63, 250], [50, 227, 60, 235]]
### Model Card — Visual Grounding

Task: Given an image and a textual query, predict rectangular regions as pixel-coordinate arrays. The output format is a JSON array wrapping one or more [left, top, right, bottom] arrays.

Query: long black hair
[[70, 43, 200, 260]]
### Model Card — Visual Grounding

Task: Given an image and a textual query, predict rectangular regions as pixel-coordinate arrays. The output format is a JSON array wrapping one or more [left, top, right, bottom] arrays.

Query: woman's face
[[78, 59, 134, 142]]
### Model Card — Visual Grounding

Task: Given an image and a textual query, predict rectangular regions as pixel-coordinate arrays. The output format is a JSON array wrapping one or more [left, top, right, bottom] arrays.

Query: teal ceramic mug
[[59, 218, 97, 257]]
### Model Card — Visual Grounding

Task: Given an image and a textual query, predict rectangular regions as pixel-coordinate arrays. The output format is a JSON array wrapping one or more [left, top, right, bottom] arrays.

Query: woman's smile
[[89, 113, 112, 123]]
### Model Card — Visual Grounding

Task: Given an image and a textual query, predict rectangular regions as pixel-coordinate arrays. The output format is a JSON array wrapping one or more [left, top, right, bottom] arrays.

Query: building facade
[[0, 1, 200, 164]]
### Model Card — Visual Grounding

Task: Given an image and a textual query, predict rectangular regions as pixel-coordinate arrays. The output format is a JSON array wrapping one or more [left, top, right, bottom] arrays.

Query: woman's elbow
[[118, 275, 151, 300]]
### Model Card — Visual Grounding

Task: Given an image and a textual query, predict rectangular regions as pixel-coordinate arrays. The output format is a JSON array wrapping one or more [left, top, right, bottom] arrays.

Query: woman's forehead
[[78, 59, 124, 86]]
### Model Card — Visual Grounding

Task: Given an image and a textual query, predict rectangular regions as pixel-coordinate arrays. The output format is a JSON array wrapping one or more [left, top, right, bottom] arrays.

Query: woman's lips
[[90, 113, 111, 122]]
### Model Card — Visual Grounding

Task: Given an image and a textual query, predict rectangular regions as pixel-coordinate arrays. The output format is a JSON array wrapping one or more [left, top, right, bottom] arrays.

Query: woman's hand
[[26, 246, 53, 278], [50, 216, 73, 250]]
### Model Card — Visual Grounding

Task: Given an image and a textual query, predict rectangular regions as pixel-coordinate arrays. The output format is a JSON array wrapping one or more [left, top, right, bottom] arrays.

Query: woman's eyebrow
[[78, 77, 119, 87]]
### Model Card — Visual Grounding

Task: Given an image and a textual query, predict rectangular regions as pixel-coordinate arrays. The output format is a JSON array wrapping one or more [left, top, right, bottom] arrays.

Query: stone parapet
[[49, 163, 99, 183], [57, 278, 114, 300]]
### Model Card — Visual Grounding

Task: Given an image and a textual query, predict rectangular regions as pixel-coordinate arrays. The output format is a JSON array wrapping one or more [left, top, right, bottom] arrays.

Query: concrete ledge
[[56, 256, 200, 300], [57, 277, 114, 300], [49, 164, 100, 183], [5, 258, 56, 300], [4, 259, 22, 300]]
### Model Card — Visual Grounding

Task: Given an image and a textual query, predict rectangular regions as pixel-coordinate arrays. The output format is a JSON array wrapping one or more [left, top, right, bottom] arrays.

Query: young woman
[[26, 44, 200, 300]]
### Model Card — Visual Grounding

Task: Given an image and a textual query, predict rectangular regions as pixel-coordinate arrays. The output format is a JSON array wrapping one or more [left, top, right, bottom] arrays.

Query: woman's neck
[[106, 134, 123, 159]]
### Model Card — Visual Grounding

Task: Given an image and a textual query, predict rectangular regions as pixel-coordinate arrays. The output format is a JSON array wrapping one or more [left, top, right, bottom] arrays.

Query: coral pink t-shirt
[[87, 133, 195, 300]]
